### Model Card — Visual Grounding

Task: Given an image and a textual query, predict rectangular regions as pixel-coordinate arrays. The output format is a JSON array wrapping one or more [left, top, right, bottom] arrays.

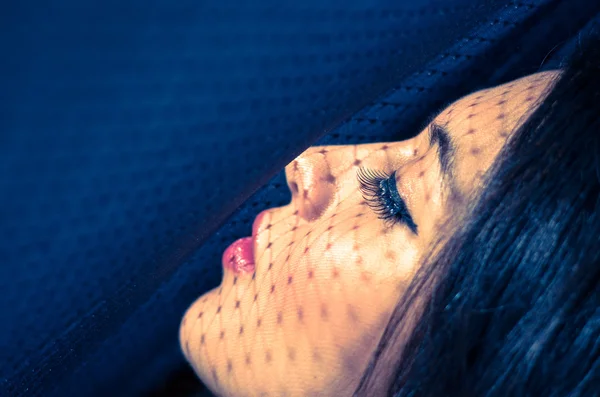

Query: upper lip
[[251, 209, 269, 261]]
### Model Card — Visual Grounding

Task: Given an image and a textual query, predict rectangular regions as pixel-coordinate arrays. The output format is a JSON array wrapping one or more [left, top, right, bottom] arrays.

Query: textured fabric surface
[[1, 0, 599, 396]]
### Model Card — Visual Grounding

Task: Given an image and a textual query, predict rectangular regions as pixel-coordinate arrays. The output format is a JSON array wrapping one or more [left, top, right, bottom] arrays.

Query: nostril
[[289, 181, 299, 196]]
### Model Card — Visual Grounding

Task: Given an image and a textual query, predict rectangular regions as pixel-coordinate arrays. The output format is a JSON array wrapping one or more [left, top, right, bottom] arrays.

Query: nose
[[284, 146, 337, 222]]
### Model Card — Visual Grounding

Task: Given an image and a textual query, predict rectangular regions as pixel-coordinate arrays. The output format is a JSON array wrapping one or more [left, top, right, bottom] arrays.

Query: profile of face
[[180, 71, 559, 397]]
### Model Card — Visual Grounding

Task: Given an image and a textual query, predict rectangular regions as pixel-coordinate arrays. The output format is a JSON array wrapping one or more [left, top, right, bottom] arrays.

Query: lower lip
[[222, 237, 255, 274]]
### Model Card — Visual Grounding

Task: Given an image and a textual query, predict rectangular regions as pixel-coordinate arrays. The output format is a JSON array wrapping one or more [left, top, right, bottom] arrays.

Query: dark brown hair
[[355, 28, 600, 397]]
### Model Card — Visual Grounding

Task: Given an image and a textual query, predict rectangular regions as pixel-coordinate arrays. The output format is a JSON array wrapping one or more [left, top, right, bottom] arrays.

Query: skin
[[179, 71, 559, 397]]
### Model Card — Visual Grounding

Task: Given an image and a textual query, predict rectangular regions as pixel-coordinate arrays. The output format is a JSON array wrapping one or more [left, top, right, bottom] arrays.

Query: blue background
[[1, 0, 599, 395]]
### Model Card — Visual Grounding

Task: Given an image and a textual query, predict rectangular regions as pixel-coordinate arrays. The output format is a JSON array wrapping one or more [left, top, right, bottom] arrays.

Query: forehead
[[433, 71, 558, 194]]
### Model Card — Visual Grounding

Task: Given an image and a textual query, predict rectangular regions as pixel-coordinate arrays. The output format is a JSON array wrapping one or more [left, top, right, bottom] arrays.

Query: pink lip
[[222, 210, 269, 274]]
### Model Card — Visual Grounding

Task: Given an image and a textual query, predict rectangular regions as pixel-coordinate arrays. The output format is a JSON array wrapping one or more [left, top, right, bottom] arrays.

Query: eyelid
[[389, 172, 418, 234], [389, 171, 405, 203]]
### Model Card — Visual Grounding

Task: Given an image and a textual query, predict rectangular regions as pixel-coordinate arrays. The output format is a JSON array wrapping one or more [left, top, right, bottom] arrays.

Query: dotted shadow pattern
[[180, 70, 560, 397], [1, 0, 599, 396]]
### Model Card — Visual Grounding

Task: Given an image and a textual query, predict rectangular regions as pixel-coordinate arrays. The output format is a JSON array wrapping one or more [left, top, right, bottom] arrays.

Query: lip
[[222, 209, 269, 274], [251, 209, 270, 261], [252, 209, 269, 241]]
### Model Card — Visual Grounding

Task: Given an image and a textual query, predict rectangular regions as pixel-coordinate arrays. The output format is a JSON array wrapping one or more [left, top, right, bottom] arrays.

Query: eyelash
[[356, 167, 418, 234]]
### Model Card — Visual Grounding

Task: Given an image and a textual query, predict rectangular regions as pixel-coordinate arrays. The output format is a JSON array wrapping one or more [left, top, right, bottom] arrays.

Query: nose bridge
[[284, 146, 337, 222]]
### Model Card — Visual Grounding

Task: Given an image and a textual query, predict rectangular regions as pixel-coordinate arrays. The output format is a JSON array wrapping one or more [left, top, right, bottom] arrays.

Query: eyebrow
[[428, 121, 458, 189]]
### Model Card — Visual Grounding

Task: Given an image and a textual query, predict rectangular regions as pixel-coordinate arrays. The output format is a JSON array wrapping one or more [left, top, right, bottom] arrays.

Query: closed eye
[[357, 167, 418, 234]]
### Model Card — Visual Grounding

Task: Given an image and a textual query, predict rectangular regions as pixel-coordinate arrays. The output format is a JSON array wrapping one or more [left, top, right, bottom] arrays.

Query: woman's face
[[180, 71, 558, 397]]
